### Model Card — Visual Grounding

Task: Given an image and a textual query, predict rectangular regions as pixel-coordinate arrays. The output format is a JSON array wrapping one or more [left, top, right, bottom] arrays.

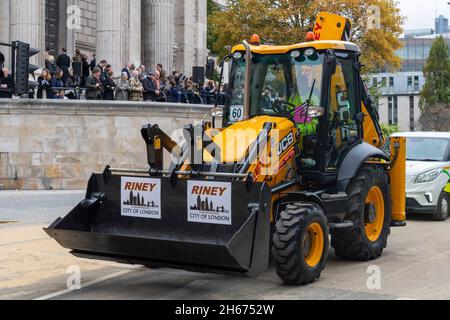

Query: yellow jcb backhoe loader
[[45, 12, 406, 285]]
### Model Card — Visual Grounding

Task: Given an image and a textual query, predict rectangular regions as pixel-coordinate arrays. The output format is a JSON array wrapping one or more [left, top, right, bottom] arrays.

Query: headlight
[[415, 169, 442, 184]]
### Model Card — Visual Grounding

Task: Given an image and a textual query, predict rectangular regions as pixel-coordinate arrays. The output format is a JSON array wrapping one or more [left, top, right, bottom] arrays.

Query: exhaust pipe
[[242, 40, 252, 120]]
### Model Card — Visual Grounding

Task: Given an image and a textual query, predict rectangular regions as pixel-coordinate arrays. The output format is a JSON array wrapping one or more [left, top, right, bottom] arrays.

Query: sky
[[398, 0, 450, 30]]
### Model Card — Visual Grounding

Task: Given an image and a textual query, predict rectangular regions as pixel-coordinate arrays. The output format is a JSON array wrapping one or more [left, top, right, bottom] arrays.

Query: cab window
[[326, 53, 360, 170]]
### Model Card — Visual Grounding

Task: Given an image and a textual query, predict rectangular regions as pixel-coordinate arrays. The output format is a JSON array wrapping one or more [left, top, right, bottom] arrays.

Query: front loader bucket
[[45, 174, 271, 277]]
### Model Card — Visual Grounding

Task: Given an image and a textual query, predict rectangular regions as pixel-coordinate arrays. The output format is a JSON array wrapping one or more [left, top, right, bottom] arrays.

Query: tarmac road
[[1, 191, 450, 300]]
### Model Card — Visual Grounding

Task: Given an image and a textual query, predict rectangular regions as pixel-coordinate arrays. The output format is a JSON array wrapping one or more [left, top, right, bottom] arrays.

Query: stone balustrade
[[0, 99, 212, 190]]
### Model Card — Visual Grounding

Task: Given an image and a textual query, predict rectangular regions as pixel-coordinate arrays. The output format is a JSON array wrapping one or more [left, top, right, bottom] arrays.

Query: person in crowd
[[191, 83, 203, 104], [122, 63, 132, 79], [66, 69, 81, 99], [166, 78, 180, 103], [129, 70, 144, 102], [204, 80, 217, 105], [85, 67, 103, 100], [138, 65, 148, 82], [154, 70, 167, 102], [46, 54, 57, 75], [217, 84, 227, 105], [180, 79, 194, 103], [0, 68, 13, 99], [49, 69, 64, 99], [115, 72, 131, 101], [80, 54, 90, 88], [56, 48, 71, 84], [53, 89, 68, 100], [72, 49, 82, 63], [142, 71, 160, 101], [90, 54, 96, 72], [102, 68, 116, 100], [156, 64, 167, 82], [36, 68, 52, 99], [96, 60, 108, 81]]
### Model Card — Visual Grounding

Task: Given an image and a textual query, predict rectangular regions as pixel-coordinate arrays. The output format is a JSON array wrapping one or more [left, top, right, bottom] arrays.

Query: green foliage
[[207, 0, 221, 53], [419, 103, 450, 132], [381, 123, 400, 137], [419, 36, 450, 110], [209, 0, 404, 73]]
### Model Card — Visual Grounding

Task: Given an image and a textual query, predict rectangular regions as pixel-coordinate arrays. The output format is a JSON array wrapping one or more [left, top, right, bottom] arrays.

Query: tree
[[209, 0, 404, 72], [380, 123, 400, 137], [419, 36, 450, 110], [419, 103, 450, 132], [207, 0, 221, 53]]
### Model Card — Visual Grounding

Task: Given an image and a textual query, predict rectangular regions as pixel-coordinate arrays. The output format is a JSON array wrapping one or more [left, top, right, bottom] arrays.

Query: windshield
[[227, 51, 324, 118], [407, 138, 449, 162]]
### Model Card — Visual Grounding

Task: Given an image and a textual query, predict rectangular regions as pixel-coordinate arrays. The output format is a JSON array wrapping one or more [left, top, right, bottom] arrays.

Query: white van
[[390, 132, 450, 221]]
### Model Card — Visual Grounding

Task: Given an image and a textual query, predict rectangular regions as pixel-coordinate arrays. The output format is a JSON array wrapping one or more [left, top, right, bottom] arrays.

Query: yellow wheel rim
[[364, 186, 385, 242], [303, 222, 324, 268]]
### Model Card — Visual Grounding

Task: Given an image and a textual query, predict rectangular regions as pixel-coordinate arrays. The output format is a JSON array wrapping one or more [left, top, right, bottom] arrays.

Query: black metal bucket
[[44, 174, 271, 277]]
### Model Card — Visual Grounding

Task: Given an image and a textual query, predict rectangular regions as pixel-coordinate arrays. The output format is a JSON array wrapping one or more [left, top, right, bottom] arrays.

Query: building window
[[388, 96, 398, 125], [409, 96, 415, 131], [381, 77, 387, 88], [389, 76, 394, 88], [372, 77, 377, 87], [407, 76, 413, 91], [414, 76, 420, 91]]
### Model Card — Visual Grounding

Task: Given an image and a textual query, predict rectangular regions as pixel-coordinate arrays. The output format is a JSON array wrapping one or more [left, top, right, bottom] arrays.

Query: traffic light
[[14, 41, 40, 95]]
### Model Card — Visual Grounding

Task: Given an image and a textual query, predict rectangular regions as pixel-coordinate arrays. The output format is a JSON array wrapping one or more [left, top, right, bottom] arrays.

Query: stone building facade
[[0, 0, 208, 75]]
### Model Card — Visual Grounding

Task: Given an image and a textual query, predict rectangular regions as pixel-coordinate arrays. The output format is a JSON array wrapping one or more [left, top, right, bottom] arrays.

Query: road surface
[[1, 191, 450, 300]]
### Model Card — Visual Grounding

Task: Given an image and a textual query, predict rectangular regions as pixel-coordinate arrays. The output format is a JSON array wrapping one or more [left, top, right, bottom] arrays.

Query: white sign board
[[121, 177, 161, 219], [229, 105, 244, 123], [187, 180, 232, 225]]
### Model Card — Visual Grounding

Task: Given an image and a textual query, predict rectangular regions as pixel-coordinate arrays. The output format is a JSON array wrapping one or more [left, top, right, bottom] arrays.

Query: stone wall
[[0, 99, 211, 190], [75, 0, 97, 53]]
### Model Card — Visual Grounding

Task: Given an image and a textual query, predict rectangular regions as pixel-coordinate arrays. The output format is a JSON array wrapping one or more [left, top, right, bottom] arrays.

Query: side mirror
[[324, 50, 337, 76], [205, 59, 215, 79]]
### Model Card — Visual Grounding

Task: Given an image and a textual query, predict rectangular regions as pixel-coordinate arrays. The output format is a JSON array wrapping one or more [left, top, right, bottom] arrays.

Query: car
[[390, 132, 450, 221]]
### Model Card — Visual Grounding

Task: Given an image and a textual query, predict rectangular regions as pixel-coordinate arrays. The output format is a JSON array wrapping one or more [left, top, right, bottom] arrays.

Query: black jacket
[[37, 76, 51, 99], [142, 77, 158, 101], [0, 75, 13, 98], [56, 53, 71, 69], [102, 76, 116, 100]]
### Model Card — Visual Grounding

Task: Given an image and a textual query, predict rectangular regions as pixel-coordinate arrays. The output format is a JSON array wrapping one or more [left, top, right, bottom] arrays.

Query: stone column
[[127, 0, 142, 67], [96, 0, 128, 74], [65, 0, 78, 57], [143, 0, 174, 72], [0, 0, 10, 66], [173, 0, 194, 74], [10, 0, 46, 65], [194, 0, 208, 67]]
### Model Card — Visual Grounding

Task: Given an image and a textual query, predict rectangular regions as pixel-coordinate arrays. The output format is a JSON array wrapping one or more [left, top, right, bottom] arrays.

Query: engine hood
[[204, 116, 295, 164]]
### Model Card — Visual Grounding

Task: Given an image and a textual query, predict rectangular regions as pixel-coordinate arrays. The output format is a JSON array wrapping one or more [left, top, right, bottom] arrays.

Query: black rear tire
[[331, 165, 391, 261], [434, 191, 449, 221], [272, 202, 329, 285]]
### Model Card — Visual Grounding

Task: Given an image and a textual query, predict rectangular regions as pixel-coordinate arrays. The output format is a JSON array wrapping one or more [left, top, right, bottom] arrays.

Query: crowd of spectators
[[9, 47, 225, 105]]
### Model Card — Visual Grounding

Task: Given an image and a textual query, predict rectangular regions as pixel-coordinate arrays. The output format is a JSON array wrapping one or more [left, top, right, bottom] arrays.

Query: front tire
[[434, 191, 449, 221], [272, 203, 329, 285], [331, 165, 391, 261]]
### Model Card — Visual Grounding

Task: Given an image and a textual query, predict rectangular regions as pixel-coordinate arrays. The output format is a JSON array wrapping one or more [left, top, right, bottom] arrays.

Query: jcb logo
[[278, 132, 294, 156]]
